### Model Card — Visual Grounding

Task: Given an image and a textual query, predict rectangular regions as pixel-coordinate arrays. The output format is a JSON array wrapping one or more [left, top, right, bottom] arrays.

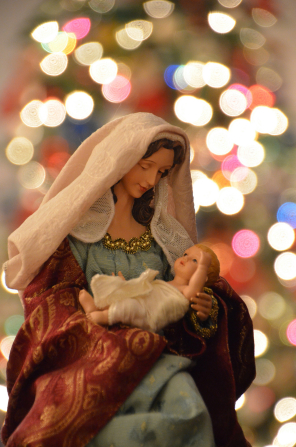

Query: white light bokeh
[[252, 8, 277, 27], [268, 222, 295, 251], [47, 31, 69, 53], [203, 62, 230, 88], [216, 187, 244, 215], [258, 292, 286, 321], [274, 252, 296, 281], [0, 336, 16, 360], [268, 108, 289, 136], [206, 127, 234, 155], [228, 118, 257, 145], [219, 89, 247, 116], [253, 358, 276, 386], [235, 394, 245, 410], [20, 100, 44, 128], [230, 167, 257, 194], [89, 58, 118, 84], [174, 95, 213, 126], [274, 398, 296, 423], [183, 62, 206, 88], [40, 52, 68, 76], [31, 21, 59, 43], [38, 99, 66, 127], [74, 42, 103, 65], [6, 137, 34, 165], [125, 20, 153, 41], [254, 329, 269, 357], [0, 385, 8, 413], [217, 0, 242, 7], [193, 178, 219, 207], [116, 28, 142, 50], [17, 162, 46, 190], [256, 67, 282, 92], [250, 106, 278, 134], [277, 422, 296, 447], [241, 295, 257, 318], [89, 0, 115, 13], [240, 28, 266, 50], [143, 0, 175, 19], [208, 12, 236, 34], [237, 141, 265, 167], [65, 91, 94, 120], [1, 271, 18, 294]]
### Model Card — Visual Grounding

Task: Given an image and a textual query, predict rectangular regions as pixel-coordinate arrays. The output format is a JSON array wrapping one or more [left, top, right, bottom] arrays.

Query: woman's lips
[[139, 185, 148, 193]]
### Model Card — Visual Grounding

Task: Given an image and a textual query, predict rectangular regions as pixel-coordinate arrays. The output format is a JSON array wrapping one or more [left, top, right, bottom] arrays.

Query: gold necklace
[[102, 225, 153, 254]]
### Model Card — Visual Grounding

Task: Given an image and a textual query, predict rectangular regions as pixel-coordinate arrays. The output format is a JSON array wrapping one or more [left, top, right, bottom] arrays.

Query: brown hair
[[132, 138, 185, 225], [112, 138, 185, 225], [195, 244, 220, 286]]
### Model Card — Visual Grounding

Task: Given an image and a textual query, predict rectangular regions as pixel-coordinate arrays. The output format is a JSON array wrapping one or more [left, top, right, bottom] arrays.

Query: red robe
[[2, 239, 255, 447]]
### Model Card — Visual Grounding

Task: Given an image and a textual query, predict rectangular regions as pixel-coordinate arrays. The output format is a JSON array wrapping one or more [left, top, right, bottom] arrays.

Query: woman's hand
[[190, 292, 212, 321]]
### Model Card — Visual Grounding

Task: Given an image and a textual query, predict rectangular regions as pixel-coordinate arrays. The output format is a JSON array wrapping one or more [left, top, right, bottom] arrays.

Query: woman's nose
[[146, 169, 159, 187]]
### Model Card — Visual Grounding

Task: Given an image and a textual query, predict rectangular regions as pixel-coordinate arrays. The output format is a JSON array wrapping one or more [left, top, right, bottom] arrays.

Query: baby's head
[[194, 244, 220, 286]]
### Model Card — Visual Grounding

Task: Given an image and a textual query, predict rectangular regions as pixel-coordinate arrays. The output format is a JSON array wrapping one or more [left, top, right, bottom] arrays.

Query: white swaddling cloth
[[90, 269, 189, 333]]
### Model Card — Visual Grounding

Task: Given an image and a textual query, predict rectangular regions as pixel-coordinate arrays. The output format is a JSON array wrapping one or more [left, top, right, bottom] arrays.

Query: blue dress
[[68, 235, 216, 447]]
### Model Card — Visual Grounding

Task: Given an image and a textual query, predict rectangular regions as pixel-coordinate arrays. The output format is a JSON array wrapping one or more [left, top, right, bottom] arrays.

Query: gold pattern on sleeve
[[102, 225, 153, 254], [187, 287, 219, 339]]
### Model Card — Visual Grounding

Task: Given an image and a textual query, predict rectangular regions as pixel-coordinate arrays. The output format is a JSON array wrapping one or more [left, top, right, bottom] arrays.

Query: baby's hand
[[199, 250, 212, 269], [190, 292, 212, 321]]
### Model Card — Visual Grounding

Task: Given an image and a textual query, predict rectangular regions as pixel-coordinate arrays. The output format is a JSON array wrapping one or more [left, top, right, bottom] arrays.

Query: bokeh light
[[229, 257, 256, 283], [89, 0, 115, 13], [253, 358, 276, 386], [258, 292, 286, 321], [174, 96, 213, 126], [217, 0, 242, 7], [243, 46, 270, 67], [232, 229, 260, 258], [125, 20, 153, 41], [164, 65, 180, 90], [183, 62, 206, 89], [231, 168, 257, 194], [40, 52, 68, 76], [241, 295, 257, 318], [219, 89, 247, 116], [268, 108, 289, 136], [216, 187, 244, 215], [0, 386, 8, 413], [65, 91, 94, 119], [1, 271, 18, 294], [286, 320, 296, 346], [6, 137, 34, 165], [4, 315, 24, 336], [63, 17, 91, 39], [221, 155, 243, 180], [274, 252, 296, 280], [20, 100, 43, 128], [277, 202, 296, 229], [256, 67, 282, 92], [210, 242, 234, 276], [116, 28, 142, 50], [0, 336, 15, 360], [102, 75, 131, 103], [208, 12, 236, 34], [46, 31, 69, 53], [206, 127, 234, 155], [249, 85, 275, 109], [277, 422, 296, 447], [237, 141, 265, 167], [89, 57, 118, 84], [31, 21, 59, 43], [74, 41, 103, 65], [62, 32, 76, 55], [235, 394, 245, 410], [274, 398, 296, 423], [17, 162, 46, 189], [39, 99, 66, 127], [252, 8, 277, 27], [228, 83, 252, 106], [240, 28, 266, 50], [228, 118, 256, 145], [251, 106, 278, 134], [143, 1, 175, 19], [267, 222, 295, 251], [203, 62, 230, 88], [193, 178, 219, 207], [254, 329, 269, 357]]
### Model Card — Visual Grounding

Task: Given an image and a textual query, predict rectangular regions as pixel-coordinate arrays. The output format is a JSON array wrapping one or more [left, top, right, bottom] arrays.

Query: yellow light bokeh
[[254, 329, 269, 357], [125, 20, 153, 41], [20, 100, 44, 128], [6, 137, 34, 165], [74, 42, 103, 65], [17, 162, 46, 190], [143, 1, 175, 19], [40, 52, 68, 76], [208, 12, 236, 34]]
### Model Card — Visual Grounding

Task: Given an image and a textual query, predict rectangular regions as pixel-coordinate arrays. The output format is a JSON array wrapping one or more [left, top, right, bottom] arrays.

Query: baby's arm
[[182, 250, 212, 300], [79, 289, 109, 324]]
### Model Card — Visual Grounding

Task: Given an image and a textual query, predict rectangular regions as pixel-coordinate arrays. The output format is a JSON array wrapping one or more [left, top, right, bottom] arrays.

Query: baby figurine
[[79, 244, 220, 333]]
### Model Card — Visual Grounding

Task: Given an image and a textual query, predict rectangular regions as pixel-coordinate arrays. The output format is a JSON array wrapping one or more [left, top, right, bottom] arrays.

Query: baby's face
[[174, 246, 203, 281]]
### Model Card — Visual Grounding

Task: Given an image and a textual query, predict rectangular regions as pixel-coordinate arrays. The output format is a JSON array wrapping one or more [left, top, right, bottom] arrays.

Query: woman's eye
[[140, 165, 148, 170]]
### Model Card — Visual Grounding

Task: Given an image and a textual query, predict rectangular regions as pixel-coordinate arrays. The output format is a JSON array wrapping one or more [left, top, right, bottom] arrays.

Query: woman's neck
[[107, 183, 145, 240]]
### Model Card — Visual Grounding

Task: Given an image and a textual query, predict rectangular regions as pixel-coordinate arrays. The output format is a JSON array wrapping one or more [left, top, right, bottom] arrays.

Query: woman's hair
[[195, 244, 220, 286], [132, 138, 185, 225]]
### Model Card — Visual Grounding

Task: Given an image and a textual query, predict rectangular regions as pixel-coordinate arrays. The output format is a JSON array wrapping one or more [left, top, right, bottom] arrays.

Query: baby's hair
[[195, 244, 220, 286]]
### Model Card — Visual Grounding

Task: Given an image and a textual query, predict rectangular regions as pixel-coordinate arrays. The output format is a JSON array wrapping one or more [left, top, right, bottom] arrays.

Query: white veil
[[5, 112, 197, 290]]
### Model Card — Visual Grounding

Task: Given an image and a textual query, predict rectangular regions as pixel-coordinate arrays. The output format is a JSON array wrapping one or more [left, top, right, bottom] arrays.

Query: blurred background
[[0, 1, 296, 446]]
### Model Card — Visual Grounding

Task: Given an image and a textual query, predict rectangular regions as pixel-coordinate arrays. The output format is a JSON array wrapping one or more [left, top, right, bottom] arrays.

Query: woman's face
[[119, 147, 174, 199]]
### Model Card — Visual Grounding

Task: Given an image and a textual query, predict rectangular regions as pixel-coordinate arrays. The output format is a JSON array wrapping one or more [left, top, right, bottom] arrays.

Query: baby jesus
[[79, 244, 220, 333]]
